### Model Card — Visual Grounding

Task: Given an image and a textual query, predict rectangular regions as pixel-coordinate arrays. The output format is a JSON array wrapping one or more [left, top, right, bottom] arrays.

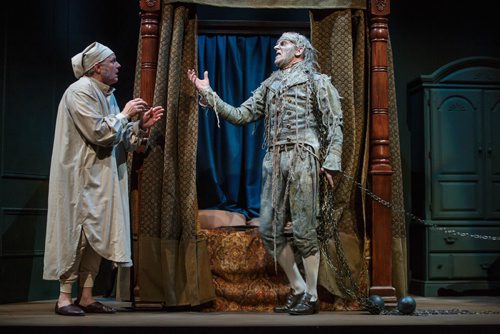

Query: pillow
[[198, 209, 247, 229]]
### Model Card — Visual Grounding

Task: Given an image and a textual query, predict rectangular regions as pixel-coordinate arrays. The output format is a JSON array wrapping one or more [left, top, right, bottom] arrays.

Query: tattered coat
[[199, 61, 343, 171], [198, 62, 343, 257]]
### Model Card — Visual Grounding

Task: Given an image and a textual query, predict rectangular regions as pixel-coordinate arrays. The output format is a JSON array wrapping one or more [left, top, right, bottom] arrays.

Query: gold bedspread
[[202, 228, 362, 311]]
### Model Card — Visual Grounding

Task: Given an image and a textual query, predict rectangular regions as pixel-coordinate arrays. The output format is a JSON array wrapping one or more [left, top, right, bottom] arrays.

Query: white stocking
[[302, 252, 320, 301], [277, 243, 306, 294]]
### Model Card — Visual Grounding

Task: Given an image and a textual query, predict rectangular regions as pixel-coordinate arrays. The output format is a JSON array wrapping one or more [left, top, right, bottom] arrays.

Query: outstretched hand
[[187, 69, 210, 92], [320, 168, 339, 188], [140, 106, 164, 130], [122, 98, 149, 119]]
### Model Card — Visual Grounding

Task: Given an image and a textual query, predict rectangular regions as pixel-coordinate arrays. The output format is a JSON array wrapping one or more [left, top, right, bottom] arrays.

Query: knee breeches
[[259, 148, 319, 258]]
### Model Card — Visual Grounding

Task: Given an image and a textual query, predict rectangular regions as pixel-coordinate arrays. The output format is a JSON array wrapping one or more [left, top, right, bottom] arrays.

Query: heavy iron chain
[[317, 170, 500, 305], [340, 172, 500, 242], [381, 308, 500, 316], [317, 181, 365, 303]]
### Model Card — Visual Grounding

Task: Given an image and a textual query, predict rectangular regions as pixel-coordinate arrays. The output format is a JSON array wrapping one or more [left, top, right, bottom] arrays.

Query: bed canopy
[[125, 0, 404, 309]]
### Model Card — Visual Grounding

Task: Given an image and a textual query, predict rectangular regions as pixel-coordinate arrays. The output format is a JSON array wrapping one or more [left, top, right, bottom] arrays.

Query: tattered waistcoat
[[199, 62, 343, 172]]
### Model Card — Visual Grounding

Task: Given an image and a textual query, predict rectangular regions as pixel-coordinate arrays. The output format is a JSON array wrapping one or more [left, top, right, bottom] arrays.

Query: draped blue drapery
[[196, 35, 278, 218]]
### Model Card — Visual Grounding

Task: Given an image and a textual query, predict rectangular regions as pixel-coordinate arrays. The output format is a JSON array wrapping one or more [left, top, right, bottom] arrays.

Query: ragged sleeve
[[315, 74, 343, 171], [198, 83, 267, 125]]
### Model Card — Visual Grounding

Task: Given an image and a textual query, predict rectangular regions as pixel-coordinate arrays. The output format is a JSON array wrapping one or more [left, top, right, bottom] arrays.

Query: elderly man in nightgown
[[44, 41, 163, 316]]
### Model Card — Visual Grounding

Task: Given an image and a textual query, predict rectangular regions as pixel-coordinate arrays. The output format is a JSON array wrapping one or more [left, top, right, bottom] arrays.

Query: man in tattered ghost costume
[[188, 32, 343, 315], [44, 42, 163, 316]]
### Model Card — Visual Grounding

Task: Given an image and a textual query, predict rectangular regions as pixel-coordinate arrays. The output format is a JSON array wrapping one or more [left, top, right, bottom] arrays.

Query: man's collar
[[89, 77, 115, 96]]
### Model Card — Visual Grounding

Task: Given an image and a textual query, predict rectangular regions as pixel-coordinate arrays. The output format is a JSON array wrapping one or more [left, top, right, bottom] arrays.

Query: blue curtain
[[197, 35, 278, 218]]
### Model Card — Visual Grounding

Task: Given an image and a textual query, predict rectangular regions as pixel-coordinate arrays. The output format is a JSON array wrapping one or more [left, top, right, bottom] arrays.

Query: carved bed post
[[131, 0, 161, 302], [368, 0, 397, 305], [139, 0, 161, 106]]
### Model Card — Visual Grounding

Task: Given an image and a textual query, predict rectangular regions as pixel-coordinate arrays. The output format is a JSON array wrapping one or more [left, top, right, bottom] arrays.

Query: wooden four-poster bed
[[130, 0, 398, 308]]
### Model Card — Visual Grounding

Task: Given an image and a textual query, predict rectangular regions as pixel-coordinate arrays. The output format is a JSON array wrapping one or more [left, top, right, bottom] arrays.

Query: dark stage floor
[[1, 296, 500, 334]]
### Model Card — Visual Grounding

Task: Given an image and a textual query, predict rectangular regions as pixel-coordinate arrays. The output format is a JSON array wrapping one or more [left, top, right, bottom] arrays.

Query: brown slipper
[[55, 302, 85, 316], [76, 301, 116, 314]]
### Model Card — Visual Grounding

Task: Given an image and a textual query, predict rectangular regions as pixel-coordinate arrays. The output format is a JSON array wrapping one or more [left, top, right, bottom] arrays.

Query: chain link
[[317, 179, 365, 302], [381, 308, 500, 316], [340, 172, 500, 242]]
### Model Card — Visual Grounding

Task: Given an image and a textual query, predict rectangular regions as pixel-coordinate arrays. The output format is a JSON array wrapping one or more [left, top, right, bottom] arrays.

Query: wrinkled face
[[96, 54, 120, 85], [274, 39, 297, 69]]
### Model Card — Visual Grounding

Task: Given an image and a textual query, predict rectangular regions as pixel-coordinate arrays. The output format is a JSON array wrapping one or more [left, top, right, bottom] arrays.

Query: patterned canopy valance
[[162, 0, 366, 9]]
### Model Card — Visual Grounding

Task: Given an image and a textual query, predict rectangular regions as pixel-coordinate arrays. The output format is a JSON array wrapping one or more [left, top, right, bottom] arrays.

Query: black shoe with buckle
[[288, 293, 320, 315], [273, 290, 305, 313]]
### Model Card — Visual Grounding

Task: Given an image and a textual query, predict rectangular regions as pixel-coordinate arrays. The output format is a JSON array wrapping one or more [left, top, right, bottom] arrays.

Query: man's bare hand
[[140, 106, 164, 129], [187, 69, 210, 92], [320, 168, 339, 188], [122, 98, 148, 118]]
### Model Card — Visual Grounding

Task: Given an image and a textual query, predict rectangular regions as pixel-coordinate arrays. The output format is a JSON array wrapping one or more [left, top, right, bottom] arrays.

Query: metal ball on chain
[[397, 295, 417, 315], [365, 295, 385, 315]]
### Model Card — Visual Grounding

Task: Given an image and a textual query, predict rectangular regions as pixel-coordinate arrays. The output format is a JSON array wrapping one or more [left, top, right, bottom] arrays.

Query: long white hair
[[278, 32, 320, 71]]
